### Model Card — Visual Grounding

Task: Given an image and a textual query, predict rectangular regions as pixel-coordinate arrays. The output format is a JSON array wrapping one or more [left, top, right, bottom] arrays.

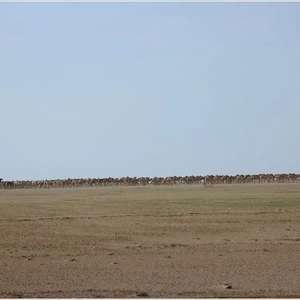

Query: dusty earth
[[0, 183, 300, 298]]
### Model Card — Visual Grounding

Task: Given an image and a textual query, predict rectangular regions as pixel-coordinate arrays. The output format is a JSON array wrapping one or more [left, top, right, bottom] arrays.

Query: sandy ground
[[1, 183, 300, 298]]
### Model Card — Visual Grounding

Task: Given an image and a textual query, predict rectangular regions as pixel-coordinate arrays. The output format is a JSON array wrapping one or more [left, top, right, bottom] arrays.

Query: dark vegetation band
[[0, 173, 299, 189]]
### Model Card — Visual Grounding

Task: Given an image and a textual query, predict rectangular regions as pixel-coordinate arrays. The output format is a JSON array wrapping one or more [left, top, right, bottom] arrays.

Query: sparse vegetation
[[1, 183, 300, 298]]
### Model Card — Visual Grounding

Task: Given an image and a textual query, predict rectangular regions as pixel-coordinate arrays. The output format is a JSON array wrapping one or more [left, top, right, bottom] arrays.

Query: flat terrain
[[1, 183, 300, 298]]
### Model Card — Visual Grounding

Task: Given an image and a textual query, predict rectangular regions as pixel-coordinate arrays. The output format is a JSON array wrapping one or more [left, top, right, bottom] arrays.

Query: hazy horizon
[[1, 3, 300, 181]]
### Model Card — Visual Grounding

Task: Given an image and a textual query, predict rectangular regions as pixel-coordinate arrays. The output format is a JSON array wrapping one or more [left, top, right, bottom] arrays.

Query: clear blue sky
[[1, 3, 300, 181]]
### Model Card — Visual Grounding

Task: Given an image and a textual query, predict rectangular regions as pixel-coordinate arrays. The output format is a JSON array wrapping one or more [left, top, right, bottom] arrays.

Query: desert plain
[[0, 183, 300, 298]]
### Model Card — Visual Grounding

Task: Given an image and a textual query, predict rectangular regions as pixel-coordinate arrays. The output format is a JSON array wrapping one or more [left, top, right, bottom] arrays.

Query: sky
[[1, 3, 300, 181]]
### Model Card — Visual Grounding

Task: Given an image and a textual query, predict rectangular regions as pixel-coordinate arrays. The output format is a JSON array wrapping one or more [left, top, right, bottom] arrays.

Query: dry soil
[[1, 183, 300, 298]]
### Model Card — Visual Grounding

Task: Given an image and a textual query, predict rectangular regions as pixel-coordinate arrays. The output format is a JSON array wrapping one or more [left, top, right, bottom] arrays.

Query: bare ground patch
[[1, 183, 300, 298]]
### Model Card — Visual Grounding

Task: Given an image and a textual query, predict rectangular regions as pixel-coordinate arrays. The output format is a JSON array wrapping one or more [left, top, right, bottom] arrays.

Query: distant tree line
[[0, 173, 299, 189]]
